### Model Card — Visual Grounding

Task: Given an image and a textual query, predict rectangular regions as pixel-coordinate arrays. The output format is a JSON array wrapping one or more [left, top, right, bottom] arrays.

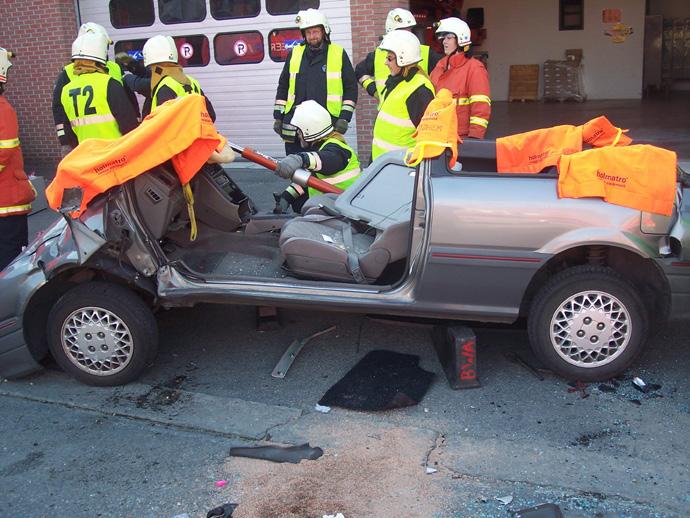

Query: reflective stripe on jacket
[[61, 72, 123, 142], [372, 72, 434, 160], [285, 44, 344, 118], [307, 138, 361, 197], [430, 52, 491, 139], [373, 45, 431, 103], [0, 97, 35, 217], [65, 60, 123, 84], [151, 75, 202, 110]]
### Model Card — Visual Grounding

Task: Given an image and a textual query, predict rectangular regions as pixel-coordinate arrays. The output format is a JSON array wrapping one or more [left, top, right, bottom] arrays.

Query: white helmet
[[385, 8, 416, 33], [379, 31, 422, 67], [143, 35, 178, 67], [0, 47, 13, 83], [291, 100, 333, 142], [71, 32, 108, 65], [78, 22, 113, 46], [295, 8, 331, 36], [435, 17, 472, 47]]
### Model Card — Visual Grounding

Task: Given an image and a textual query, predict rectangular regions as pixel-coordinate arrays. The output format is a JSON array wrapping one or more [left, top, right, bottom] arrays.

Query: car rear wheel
[[47, 282, 158, 386], [528, 266, 648, 381]]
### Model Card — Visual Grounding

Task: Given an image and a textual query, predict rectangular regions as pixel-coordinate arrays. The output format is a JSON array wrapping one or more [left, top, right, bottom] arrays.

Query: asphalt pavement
[[1, 167, 688, 517]]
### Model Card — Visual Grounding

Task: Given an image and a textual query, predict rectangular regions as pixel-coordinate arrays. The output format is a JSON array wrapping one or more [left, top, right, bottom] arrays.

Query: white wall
[[464, 0, 646, 100]]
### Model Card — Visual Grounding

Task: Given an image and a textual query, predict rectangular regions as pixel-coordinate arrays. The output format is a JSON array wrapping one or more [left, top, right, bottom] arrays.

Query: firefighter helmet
[[0, 47, 13, 83], [291, 100, 333, 142], [78, 22, 113, 46], [435, 17, 472, 47], [295, 8, 331, 36], [71, 32, 109, 65], [143, 35, 178, 67], [385, 8, 417, 33], [379, 30, 422, 67]]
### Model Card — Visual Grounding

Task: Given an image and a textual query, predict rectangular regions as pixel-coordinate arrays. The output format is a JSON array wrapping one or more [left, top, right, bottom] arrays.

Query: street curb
[[1, 371, 302, 441]]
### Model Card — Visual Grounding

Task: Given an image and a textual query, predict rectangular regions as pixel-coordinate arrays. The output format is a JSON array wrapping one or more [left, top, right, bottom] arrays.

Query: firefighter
[[0, 48, 36, 271], [55, 32, 138, 153], [142, 35, 216, 120], [355, 8, 442, 106], [274, 100, 361, 213], [372, 31, 435, 161], [273, 8, 357, 155], [52, 22, 138, 154], [430, 17, 491, 139]]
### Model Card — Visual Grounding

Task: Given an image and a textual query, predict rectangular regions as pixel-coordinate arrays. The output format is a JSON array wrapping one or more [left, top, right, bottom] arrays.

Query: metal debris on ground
[[229, 443, 324, 464], [206, 503, 238, 518], [425, 466, 438, 474], [322, 514, 345, 518], [272, 325, 337, 379], [632, 376, 649, 393], [597, 383, 616, 393], [496, 495, 514, 505], [314, 404, 331, 413]]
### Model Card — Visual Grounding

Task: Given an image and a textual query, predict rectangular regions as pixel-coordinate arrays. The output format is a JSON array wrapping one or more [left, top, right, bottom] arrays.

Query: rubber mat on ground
[[318, 350, 435, 411]]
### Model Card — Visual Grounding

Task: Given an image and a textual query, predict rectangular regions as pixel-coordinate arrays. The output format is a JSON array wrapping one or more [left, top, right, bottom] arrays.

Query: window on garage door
[[268, 28, 303, 62], [173, 35, 210, 67], [215, 32, 264, 65], [158, 0, 206, 24], [110, 0, 155, 28], [114, 39, 147, 61], [210, 0, 261, 20], [267, 0, 319, 16]]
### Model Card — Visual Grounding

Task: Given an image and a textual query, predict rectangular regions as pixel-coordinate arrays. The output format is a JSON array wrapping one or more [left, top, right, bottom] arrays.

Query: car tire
[[47, 282, 158, 386], [528, 265, 648, 381]]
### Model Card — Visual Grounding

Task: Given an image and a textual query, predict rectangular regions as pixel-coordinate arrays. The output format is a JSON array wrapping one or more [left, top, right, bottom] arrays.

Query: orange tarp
[[46, 94, 225, 217], [496, 116, 630, 174], [405, 88, 460, 168], [558, 144, 677, 216]]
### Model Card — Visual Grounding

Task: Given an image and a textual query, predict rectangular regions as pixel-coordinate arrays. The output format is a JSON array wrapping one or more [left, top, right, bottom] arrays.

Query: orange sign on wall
[[602, 8, 622, 23]]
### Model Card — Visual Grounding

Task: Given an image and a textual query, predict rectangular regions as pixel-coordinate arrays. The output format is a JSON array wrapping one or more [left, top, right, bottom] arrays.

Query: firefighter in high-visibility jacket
[[142, 35, 216, 120], [355, 8, 442, 107], [0, 48, 36, 271], [52, 22, 139, 156], [371, 31, 435, 161], [274, 100, 361, 213], [273, 8, 357, 155], [430, 17, 491, 139], [55, 32, 138, 153]]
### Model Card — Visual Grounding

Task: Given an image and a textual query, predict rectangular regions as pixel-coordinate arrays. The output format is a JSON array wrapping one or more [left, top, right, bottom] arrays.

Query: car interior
[[129, 150, 421, 286]]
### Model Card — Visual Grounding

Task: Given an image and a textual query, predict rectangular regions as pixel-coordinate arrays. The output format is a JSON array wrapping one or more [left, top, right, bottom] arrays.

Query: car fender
[[535, 227, 658, 258]]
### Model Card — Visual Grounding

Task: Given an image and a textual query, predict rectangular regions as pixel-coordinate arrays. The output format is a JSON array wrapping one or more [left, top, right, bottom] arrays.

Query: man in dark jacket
[[273, 8, 357, 155]]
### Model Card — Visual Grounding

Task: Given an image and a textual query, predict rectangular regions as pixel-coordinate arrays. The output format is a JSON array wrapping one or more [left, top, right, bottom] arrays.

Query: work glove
[[273, 119, 283, 137], [334, 118, 349, 134], [114, 52, 138, 74], [275, 154, 304, 179]]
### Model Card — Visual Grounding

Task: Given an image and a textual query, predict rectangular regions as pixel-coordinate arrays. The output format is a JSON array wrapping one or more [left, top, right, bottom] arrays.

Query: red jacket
[[0, 96, 34, 217], [430, 52, 491, 139]]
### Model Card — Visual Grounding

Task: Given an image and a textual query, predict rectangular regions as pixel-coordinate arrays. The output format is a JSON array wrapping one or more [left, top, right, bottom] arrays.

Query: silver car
[[1, 141, 688, 386]]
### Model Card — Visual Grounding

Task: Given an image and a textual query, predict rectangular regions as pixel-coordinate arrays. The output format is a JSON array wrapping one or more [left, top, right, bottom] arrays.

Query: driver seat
[[279, 215, 409, 283]]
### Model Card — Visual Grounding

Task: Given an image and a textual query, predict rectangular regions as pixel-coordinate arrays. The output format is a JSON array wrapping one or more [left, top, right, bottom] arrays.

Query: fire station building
[[1, 0, 688, 174]]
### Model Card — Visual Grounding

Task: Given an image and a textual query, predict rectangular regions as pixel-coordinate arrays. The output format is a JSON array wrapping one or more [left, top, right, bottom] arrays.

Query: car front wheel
[[47, 282, 158, 386], [528, 266, 648, 381]]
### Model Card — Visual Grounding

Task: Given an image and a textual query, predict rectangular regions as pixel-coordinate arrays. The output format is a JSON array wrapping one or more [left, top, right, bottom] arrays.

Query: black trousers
[[0, 214, 28, 271]]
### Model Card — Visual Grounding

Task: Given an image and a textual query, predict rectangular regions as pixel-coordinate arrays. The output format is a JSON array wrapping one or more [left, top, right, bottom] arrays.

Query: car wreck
[[1, 98, 688, 387]]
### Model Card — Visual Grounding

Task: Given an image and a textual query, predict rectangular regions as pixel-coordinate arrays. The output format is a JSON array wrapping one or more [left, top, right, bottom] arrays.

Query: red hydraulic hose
[[228, 142, 343, 195]]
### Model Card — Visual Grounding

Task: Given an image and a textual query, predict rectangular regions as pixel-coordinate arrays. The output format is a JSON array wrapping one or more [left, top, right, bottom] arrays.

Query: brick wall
[[0, 0, 76, 177], [350, 0, 409, 160]]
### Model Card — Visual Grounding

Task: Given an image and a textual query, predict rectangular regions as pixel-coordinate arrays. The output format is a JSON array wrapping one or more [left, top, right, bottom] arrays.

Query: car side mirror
[[59, 187, 83, 215]]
